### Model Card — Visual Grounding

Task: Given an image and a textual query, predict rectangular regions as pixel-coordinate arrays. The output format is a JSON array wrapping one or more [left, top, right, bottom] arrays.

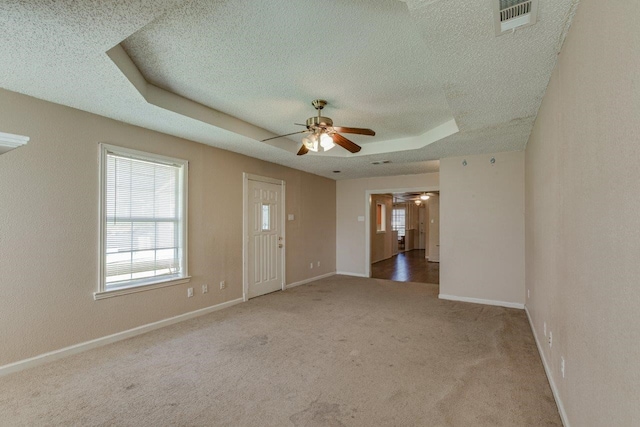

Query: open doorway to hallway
[[370, 191, 439, 284]]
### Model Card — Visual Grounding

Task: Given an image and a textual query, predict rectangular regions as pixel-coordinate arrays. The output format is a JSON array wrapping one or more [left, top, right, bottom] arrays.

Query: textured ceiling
[[0, 0, 579, 180], [121, 0, 453, 146]]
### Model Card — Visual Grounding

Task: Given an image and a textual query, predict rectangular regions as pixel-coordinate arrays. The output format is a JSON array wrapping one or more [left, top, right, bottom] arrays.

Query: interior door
[[247, 179, 283, 298]]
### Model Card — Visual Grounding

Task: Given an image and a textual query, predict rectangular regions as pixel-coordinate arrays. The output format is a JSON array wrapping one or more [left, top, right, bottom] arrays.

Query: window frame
[[95, 144, 190, 300]]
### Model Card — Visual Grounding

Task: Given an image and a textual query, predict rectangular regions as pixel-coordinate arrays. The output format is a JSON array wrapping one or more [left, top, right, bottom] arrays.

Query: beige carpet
[[0, 276, 560, 426]]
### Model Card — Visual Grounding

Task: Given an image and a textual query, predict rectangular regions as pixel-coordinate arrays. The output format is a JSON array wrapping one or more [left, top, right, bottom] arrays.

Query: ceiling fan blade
[[261, 130, 307, 142], [332, 133, 361, 153], [333, 127, 375, 136], [297, 144, 309, 156]]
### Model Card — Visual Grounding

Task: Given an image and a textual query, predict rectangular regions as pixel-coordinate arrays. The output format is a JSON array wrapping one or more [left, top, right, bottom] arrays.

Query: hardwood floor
[[371, 249, 439, 284]]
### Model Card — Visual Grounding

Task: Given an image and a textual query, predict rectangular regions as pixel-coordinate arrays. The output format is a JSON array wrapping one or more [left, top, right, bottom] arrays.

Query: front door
[[247, 178, 283, 298]]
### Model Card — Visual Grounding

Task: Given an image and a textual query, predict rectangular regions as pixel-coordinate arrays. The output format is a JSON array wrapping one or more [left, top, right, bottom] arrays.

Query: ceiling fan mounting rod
[[306, 99, 331, 133], [311, 99, 327, 112]]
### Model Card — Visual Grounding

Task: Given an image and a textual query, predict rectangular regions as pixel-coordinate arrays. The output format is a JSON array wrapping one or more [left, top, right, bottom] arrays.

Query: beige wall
[[427, 194, 439, 261], [0, 89, 336, 366], [440, 152, 524, 305], [336, 173, 439, 276], [525, 0, 640, 424], [370, 194, 393, 263]]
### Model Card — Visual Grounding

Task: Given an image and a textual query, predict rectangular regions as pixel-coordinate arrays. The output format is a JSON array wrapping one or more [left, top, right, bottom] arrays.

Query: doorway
[[243, 174, 285, 300], [369, 191, 440, 284]]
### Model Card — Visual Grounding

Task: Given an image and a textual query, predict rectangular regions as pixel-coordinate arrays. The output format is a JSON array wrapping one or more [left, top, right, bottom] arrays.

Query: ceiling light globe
[[303, 135, 318, 152], [320, 133, 335, 151]]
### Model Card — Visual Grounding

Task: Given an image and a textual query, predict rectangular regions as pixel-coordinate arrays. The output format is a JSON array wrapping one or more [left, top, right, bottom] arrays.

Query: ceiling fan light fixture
[[302, 134, 318, 152], [320, 133, 335, 151], [415, 200, 421, 205], [263, 99, 374, 156], [420, 193, 429, 200]]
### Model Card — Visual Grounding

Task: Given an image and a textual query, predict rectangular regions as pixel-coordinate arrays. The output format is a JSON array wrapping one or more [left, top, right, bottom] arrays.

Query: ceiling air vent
[[493, 0, 538, 36]]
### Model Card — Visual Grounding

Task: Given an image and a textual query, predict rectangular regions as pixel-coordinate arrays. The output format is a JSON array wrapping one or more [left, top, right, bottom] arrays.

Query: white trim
[[245, 173, 283, 185], [286, 272, 336, 289], [525, 306, 570, 427], [365, 185, 439, 277], [0, 298, 243, 378], [336, 271, 370, 278], [243, 173, 249, 302], [0, 131, 29, 152], [94, 276, 191, 300], [242, 173, 286, 301], [438, 294, 525, 309]]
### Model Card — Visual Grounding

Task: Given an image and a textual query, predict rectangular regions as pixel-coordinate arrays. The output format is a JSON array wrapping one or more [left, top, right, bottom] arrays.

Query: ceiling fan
[[261, 99, 376, 156]]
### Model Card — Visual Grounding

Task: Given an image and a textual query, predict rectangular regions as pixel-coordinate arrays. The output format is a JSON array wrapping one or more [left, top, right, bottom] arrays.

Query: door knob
[[278, 244, 283, 248]]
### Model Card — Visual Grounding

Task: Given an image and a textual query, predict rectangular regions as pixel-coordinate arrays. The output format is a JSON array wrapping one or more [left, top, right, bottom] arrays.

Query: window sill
[[94, 276, 191, 300]]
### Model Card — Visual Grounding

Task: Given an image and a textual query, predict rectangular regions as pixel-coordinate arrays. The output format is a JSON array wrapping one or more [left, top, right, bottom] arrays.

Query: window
[[98, 144, 188, 297], [392, 207, 406, 237], [261, 204, 271, 231], [376, 202, 386, 233]]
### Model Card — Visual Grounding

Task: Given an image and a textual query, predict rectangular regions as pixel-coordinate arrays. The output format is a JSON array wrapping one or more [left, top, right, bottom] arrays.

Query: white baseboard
[[0, 297, 244, 378], [286, 272, 336, 289], [438, 294, 525, 309], [335, 271, 369, 278], [525, 306, 569, 427]]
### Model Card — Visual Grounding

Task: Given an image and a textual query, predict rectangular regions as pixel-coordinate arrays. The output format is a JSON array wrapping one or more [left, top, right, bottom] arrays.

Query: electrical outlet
[[310, 262, 313, 269], [219, 280, 226, 290], [317, 261, 320, 267], [202, 284, 208, 294], [548, 331, 553, 347], [187, 287, 193, 298], [561, 357, 565, 378]]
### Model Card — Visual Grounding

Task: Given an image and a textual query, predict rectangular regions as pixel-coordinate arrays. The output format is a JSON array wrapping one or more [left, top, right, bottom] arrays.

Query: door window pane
[[262, 204, 270, 231]]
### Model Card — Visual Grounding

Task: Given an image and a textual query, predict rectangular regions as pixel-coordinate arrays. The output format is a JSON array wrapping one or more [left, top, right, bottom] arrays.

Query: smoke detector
[[493, 0, 538, 36]]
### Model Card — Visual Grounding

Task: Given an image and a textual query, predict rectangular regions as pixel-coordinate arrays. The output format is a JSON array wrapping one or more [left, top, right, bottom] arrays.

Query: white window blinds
[[101, 146, 187, 291]]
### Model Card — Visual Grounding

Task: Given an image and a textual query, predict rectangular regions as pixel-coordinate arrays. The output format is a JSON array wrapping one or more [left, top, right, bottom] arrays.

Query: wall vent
[[493, 0, 538, 36]]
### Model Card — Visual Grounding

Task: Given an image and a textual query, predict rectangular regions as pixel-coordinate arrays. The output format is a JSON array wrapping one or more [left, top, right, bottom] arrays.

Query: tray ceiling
[[0, 0, 579, 179]]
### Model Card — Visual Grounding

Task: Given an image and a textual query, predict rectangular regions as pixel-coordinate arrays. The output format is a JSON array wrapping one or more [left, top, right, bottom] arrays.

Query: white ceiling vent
[[493, 0, 538, 36]]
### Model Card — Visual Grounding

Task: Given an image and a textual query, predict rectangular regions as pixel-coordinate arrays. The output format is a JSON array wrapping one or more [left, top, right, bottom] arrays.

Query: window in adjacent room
[[392, 207, 406, 237], [98, 144, 188, 296], [376, 202, 386, 233]]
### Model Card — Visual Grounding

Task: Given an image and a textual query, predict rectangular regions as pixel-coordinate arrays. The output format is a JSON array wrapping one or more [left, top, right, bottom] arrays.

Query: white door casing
[[364, 186, 439, 277], [244, 174, 285, 299]]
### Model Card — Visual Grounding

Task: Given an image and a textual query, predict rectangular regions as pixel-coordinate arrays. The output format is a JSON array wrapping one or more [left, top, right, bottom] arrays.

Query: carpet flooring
[[0, 276, 560, 426]]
